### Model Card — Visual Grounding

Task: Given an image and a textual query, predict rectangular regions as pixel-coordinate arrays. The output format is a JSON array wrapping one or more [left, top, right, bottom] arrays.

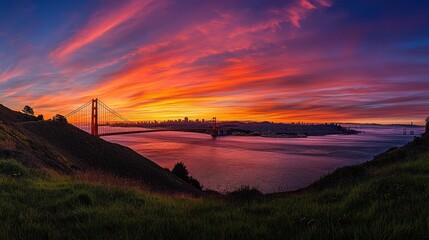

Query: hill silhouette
[[0, 104, 37, 123], [0, 104, 200, 195]]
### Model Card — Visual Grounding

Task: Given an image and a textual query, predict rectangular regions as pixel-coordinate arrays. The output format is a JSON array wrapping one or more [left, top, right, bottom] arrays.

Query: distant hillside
[[115, 120, 358, 138], [0, 104, 37, 123], [0, 104, 200, 195]]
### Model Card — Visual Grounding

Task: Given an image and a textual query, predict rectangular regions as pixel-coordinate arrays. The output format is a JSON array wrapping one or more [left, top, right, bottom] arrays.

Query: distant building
[[184, 117, 188, 122]]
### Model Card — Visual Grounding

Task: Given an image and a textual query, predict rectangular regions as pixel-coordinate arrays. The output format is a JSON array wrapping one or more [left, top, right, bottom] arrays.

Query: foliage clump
[[227, 186, 263, 202], [22, 105, 34, 116], [52, 114, 67, 123], [171, 162, 202, 190], [76, 192, 93, 206], [0, 159, 29, 177]]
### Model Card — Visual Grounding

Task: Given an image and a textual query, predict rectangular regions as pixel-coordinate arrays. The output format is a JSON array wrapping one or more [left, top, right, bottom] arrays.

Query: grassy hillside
[[1, 132, 429, 239], [0, 105, 200, 195]]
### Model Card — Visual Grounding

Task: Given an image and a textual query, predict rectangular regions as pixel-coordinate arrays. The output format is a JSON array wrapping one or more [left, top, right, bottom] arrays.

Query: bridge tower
[[65, 98, 130, 136], [91, 98, 98, 136], [211, 117, 218, 137], [212, 117, 217, 130]]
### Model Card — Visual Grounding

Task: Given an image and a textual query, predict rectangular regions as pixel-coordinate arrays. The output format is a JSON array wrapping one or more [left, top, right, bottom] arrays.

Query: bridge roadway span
[[63, 99, 218, 137], [97, 128, 206, 137]]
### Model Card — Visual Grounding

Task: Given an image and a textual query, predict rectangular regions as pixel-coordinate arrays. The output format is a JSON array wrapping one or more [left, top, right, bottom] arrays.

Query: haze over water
[[104, 125, 424, 193]]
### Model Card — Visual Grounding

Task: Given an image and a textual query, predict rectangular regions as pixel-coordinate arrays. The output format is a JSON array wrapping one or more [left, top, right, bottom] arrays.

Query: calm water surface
[[103, 125, 424, 193]]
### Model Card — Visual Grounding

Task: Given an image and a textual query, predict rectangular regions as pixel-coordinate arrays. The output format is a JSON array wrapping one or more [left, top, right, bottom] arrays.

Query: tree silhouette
[[171, 162, 202, 190], [426, 116, 429, 133], [22, 105, 34, 116], [36, 114, 44, 121], [188, 176, 202, 190], [52, 114, 67, 123], [171, 162, 189, 180]]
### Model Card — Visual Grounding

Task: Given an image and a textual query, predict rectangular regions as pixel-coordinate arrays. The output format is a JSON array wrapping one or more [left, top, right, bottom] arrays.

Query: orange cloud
[[4, 0, 427, 125], [41, 2, 336, 121]]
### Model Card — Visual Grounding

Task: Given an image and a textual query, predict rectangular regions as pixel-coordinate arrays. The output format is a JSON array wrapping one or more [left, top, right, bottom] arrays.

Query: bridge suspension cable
[[97, 99, 130, 122], [64, 98, 130, 136]]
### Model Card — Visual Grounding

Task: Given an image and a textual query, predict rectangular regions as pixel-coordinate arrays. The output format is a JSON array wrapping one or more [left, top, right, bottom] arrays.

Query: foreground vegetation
[[1, 133, 429, 239]]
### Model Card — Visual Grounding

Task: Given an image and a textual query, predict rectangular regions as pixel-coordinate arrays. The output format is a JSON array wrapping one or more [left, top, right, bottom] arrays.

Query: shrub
[[171, 162, 203, 190], [227, 186, 263, 202], [76, 193, 93, 206], [188, 176, 203, 190], [172, 162, 189, 180], [0, 159, 29, 177], [61, 192, 94, 209], [52, 114, 67, 123]]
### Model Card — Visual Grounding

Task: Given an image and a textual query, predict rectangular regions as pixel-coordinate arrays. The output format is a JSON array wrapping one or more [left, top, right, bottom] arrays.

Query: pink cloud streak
[[50, 0, 154, 60]]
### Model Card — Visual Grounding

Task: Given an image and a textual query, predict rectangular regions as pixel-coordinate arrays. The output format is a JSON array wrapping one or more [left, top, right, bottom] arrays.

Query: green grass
[[1, 136, 429, 239]]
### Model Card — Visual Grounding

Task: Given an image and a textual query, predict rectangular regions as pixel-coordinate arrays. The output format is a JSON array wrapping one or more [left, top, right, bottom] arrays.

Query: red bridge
[[65, 98, 218, 137]]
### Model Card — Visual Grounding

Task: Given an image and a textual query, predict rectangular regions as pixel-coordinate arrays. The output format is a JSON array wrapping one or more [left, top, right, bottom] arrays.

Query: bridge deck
[[97, 128, 214, 137], [98, 129, 173, 137], [65, 98, 218, 137]]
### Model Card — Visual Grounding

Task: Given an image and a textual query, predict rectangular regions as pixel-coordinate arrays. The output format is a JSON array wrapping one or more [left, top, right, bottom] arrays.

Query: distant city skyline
[[1, 0, 429, 124]]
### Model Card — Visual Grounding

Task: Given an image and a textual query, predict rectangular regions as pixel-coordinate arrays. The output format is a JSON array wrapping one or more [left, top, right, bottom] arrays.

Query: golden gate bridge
[[64, 98, 218, 137]]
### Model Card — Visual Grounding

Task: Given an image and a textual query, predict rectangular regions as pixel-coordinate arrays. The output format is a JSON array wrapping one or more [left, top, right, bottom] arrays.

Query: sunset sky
[[1, 0, 428, 124]]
